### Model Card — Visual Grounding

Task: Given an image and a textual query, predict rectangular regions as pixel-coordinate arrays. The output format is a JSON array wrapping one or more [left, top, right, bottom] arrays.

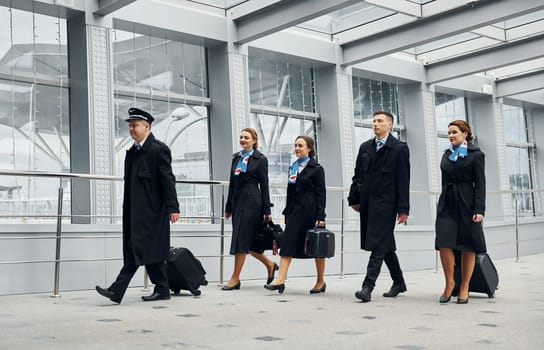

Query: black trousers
[[109, 241, 169, 300], [362, 251, 405, 289]]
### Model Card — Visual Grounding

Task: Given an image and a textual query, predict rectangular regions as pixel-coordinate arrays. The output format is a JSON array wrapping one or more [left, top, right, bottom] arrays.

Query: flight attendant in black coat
[[222, 128, 278, 290], [435, 120, 486, 304], [265, 135, 327, 294], [96, 108, 180, 304], [348, 111, 410, 302]]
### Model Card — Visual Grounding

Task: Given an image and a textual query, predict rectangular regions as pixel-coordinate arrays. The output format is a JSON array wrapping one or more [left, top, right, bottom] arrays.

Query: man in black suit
[[348, 111, 410, 302], [96, 107, 180, 304]]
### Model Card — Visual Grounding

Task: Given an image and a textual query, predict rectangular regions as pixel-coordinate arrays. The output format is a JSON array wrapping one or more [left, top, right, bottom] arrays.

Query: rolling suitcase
[[453, 252, 499, 298], [167, 247, 207, 296], [304, 227, 335, 258]]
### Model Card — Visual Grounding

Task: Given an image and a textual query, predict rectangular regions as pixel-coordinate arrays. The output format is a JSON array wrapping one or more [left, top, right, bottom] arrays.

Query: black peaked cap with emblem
[[126, 107, 155, 124]]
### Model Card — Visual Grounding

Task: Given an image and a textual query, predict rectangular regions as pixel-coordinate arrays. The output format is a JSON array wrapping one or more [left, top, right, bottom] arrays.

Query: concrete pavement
[[1, 254, 543, 349]]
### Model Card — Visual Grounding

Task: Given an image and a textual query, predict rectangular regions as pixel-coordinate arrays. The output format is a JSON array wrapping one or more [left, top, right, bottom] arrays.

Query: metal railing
[[0, 169, 543, 297]]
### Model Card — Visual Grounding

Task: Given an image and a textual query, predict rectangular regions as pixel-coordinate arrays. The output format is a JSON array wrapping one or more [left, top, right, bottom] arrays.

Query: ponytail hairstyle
[[296, 135, 316, 157], [241, 127, 259, 149], [448, 120, 474, 142]]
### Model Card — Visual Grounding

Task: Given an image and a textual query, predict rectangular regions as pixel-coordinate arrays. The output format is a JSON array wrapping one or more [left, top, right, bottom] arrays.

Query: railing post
[[51, 178, 64, 298], [219, 186, 225, 285], [515, 191, 520, 263], [142, 271, 150, 291], [340, 197, 345, 279]]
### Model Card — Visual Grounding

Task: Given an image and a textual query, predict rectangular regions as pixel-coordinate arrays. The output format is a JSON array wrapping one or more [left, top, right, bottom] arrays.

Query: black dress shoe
[[95, 285, 121, 304], [439, 295, 452, 303], [221, 281, 241, 291], [309, 283, 326, 294], [383, 282, 407, 297], [264, 283, 285, 294], [355, 286, 372, 302], [266, 263, 279, 285], [141, 292, 171, 301]]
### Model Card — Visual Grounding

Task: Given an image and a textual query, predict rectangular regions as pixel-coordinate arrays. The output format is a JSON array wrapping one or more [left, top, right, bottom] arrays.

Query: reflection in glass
[[502, 105, 538, 215], [113, 29, 208, 99], [353, 77, 400, 121], [249, 112, 316, 218], [352, 77, 402, 146], [298, 2, 394, 34], [435, 92, 467, 167], [113, 28, 211, 222], [248, 56, 315, 113], [434, 92, 466, 132], [502, 104, 527, 143], [0, 6, 69, 222]]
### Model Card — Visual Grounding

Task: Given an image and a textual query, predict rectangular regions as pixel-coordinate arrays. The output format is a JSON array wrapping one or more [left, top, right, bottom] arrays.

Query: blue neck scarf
[[234, 149, 253, 176], [448, 141, 468, 162], [288, 156, 310, 184]]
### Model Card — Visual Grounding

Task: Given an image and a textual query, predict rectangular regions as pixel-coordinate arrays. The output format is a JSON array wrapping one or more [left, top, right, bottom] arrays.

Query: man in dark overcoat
[[348, 111, 410, 302], [96, 107, 180, 304]]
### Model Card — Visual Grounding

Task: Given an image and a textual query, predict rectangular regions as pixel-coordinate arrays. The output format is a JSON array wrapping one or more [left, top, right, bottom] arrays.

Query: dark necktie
[[135, 144, 141, 151]]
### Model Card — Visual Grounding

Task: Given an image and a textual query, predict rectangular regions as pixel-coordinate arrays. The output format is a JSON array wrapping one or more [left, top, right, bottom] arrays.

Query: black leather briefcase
[[304, 227, 335, 258]]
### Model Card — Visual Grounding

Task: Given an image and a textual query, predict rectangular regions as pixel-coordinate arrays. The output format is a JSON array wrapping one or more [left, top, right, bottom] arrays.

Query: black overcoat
[[225, 149, 271, 255], [281, 158, 326, 258], [348, 134, 410, 253], [122, 133, 179, 266], [435, 143, 487, 253]]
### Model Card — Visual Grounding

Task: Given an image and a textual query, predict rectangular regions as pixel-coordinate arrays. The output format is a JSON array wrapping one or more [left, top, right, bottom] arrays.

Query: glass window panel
[[506, 146, 533, 214], [502, 104, 527, 143], [114, 96, 211, 221], [434, 92, 466, 132], [249, 112, 316, 218], [502, 104, 537, 215], [352, 76, 402, 146], [0, 9, 67, 80], [248, 56, 315, 113], [188, 0, 247, 9], [352, 77, 400, 122], [113, 30, 208, 99], [0, 6, 69, 222], [298, 3, 394, 34], [437, 136, 450, 154], [354, 126, 374, 146]]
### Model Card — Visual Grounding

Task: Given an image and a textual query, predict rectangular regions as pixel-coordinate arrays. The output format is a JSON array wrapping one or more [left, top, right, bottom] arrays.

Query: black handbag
[[254, 220, 283, 252]]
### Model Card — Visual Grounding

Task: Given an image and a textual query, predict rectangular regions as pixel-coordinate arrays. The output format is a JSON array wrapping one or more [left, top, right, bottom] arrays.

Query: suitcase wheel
[[201, 279, 208, 286], [172, 288, 181, 295], [192, 290, 202, 296], [487, 292, 495, 298]]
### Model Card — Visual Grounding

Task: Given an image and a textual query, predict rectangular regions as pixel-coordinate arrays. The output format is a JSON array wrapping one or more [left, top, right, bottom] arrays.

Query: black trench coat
[[225, 149, 271, 255], [435, 143, 487, 253], [281, 158, 326, 258], [122, 133, 179, 266], [348, 134, 410, 253]]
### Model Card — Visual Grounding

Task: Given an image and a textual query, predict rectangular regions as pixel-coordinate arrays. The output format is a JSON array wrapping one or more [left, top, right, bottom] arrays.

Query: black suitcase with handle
[[453, 252, 499, 298], [304, 227, 335, 258], [167, 247, 207, 296]]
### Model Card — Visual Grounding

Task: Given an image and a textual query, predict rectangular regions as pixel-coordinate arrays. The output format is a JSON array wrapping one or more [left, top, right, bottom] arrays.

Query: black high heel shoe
[[439, 295, 451, 303], [266, 263, 279, 285], [457, 297, 469, 304], [309, 283, 326, 294], [264, 283, 285, 294], [221, 281, 241, 291]]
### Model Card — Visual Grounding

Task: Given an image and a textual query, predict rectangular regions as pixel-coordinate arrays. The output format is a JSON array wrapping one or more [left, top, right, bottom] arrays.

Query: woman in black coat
[[435, 120, 486, 304], [265, 136, 326, 294], [222, 128, 278, 290]]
